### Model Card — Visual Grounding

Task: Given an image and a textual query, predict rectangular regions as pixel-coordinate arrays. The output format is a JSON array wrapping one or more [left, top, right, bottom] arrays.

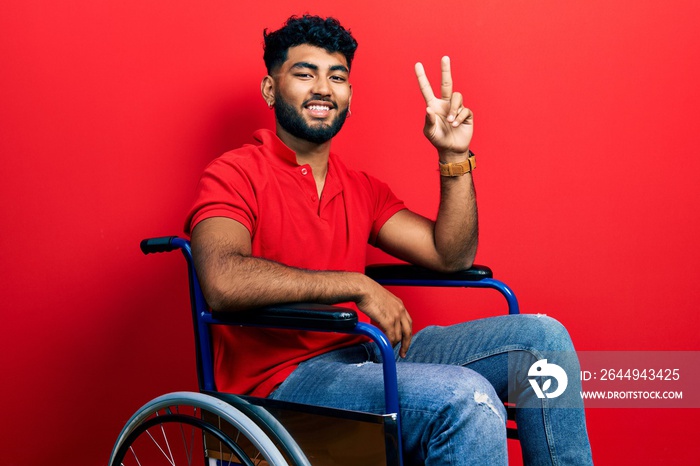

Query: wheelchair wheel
[[109, 391, 294, 466]]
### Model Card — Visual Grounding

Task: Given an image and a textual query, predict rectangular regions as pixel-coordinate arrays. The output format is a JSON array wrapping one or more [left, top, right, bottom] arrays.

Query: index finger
[[440, 56, 453, 99], [399, 326, 412, 358], [399, 311, 413, 358], [414, 62, 436, 104]]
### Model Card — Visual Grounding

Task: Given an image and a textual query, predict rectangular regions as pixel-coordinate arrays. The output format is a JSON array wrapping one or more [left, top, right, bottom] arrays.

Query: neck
[[276, 125, 331, 176], [276, 125, 330, 197]]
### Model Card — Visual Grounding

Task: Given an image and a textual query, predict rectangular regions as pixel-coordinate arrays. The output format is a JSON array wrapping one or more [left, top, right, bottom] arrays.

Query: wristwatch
[[439, 150, 476, 176]]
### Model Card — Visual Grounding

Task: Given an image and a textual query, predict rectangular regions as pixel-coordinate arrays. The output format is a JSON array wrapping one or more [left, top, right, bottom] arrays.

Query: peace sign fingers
[[415, 56, 455, 104]]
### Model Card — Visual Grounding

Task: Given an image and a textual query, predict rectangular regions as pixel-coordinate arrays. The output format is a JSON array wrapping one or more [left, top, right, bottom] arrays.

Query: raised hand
[[415, 56, 473, 157]]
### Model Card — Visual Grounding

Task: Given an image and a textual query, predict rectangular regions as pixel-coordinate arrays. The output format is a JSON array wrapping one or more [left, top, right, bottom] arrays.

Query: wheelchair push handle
[[140, 236, 180, 255]]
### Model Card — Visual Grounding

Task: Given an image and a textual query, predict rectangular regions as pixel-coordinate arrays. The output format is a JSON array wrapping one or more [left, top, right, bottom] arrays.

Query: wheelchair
[[109, 236, 521, 466]]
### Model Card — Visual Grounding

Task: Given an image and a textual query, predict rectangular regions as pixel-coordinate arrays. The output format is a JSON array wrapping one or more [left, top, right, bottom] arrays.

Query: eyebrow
[[291, 62, 349, 73]]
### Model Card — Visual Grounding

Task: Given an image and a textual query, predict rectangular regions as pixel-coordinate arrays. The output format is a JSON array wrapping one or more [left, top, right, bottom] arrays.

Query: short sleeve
[[365, 173, 407, 245], [184, 154, 258, 236]]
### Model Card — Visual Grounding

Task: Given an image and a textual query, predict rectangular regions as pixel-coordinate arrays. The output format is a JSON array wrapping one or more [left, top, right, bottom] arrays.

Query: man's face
[[270, 44, 352, 144]]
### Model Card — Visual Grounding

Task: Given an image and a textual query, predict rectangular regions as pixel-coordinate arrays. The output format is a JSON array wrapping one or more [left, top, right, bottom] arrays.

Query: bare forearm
[[195, 249, 366, 312], [434, 171, 478, 270]]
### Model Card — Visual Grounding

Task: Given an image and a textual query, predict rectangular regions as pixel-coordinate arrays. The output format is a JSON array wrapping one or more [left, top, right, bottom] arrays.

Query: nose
[[311, 76, 332, 97]]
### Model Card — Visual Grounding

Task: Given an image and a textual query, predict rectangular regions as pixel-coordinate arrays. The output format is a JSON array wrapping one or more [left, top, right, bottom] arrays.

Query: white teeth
[[308, 105, 331, 111]]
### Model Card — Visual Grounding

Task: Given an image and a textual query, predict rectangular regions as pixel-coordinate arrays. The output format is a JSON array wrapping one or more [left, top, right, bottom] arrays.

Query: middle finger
[[440, 56, 453, 99]]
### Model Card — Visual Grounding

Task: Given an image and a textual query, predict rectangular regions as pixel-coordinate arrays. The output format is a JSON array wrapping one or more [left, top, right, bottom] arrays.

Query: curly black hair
[[263, 15, 358, 73]]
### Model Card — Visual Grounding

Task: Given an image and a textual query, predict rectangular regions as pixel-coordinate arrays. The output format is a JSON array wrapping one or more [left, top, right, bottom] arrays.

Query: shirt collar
[[253, 129, 299, 167], [253, 128, 345, 204]]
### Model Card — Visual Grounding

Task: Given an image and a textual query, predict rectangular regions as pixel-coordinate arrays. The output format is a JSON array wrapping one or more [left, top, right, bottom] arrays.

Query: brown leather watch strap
[[439, 152, 476, 176]]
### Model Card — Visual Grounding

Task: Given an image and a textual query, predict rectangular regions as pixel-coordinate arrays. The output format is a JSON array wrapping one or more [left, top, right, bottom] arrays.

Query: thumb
[[425, 106, 437, 127], [424, 106, 441, 141]]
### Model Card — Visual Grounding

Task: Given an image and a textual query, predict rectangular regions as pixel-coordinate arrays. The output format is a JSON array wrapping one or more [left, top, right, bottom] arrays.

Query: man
[[186, 15, 593, 465]]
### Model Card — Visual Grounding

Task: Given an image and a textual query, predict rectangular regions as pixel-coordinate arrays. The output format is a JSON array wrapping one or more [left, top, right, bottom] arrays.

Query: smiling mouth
[[304, 101, 336, 119]]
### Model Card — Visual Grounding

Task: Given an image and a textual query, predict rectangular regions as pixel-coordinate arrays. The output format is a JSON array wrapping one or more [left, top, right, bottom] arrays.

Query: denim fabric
[[269, 314, 593, 465]]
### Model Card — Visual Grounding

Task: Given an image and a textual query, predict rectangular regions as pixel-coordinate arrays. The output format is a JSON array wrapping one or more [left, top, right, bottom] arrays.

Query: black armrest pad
[[365, 263, 493, 282], [210, 303, 358, 331]]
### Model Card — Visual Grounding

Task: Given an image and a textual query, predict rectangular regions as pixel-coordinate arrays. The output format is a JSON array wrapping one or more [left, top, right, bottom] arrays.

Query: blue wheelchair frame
[[140, 236, 520, 465]]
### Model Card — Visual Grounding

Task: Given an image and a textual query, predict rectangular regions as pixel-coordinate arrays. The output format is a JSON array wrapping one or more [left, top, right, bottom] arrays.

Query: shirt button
[[300, 167, 308, 175], [312, 195, 318, 201]]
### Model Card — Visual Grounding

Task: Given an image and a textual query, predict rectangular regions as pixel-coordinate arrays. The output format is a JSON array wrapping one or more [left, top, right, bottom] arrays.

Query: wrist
[[438, 148, 471, 163], [438, 150, 476, 176], [348, 272, 371, 300]]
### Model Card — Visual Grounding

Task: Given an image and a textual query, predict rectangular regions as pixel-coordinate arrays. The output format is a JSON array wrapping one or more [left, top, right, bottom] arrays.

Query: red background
[[1, 1, 698, 464]]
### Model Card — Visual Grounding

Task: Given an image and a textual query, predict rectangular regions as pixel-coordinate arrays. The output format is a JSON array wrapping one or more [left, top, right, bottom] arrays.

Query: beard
[[274, 92, 349, 144]]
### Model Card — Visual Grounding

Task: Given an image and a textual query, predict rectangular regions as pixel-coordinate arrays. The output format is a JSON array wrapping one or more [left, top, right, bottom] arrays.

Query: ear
[[348, 83, 353, 109], [261, 75, 275, 107]]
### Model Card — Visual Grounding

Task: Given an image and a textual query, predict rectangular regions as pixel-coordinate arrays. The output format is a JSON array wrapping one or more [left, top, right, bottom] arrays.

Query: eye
[[294, 73, 313, 79], [330, 75, 347, 83]]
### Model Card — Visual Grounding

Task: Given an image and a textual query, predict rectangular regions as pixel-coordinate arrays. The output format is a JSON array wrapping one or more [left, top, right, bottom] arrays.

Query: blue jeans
[[269, 314, 593, 465]]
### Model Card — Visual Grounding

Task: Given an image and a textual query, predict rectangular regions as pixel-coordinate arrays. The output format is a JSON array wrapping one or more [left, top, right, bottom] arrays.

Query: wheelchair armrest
[[365, 263, 492, 282], [365, 263, 520, 314], [209, 303, 358, 331]]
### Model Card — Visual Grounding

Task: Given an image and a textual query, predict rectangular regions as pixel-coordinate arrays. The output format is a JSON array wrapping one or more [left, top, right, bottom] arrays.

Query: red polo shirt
[[185, 129, 406, 397]]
